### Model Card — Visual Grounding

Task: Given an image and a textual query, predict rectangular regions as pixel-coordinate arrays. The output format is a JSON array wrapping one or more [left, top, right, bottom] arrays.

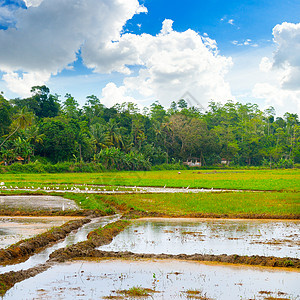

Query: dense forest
[[0, 85, 299, 171]]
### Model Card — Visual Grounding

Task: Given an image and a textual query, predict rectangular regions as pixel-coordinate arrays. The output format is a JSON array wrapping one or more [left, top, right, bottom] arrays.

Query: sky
[[0, 0, 299, 116]]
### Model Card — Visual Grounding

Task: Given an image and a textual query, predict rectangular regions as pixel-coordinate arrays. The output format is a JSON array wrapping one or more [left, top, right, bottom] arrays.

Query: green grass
[[94, 192, 299, 216], [0, 169, 299, 191], [61, 193, 114, 213], [117, 286, 155, 297]]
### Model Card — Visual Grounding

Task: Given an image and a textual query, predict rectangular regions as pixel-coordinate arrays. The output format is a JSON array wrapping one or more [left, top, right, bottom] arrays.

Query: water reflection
[[99, 218, 300, 258], [0, 216, 79, 249], [0, 215, 120, 273], [3, 259, 299, 300]]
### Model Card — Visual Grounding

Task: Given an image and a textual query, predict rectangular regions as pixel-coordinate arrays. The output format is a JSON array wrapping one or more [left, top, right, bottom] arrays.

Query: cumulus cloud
[[0, 0, 146, 95], [2, 71, 50, 97], [253, 82, 300, 114], [97, 20, 233, 108], [272, 22, 300, 90], [0, 0, 233, 108], [101, 82, 142, 108], [252, 22, 300, 115]]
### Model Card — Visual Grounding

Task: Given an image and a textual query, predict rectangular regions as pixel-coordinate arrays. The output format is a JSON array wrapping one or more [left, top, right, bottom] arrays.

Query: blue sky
[[0, 0, 299, 116]]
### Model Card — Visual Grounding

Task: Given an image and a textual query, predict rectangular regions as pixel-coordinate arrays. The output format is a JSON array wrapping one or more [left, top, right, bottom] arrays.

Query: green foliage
[[96, 147, 151, 171], [0, 94, 12, 136], [1, 169, 299, 191], [1, 86, 299, 169], [0, 161, 104, 173], [151, 163, 187, 170]]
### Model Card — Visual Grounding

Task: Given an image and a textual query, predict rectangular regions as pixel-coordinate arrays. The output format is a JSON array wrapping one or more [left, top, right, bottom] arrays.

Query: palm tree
[[0, 107, 34, 148], [25, 125, 45, 156], [105, 119, 123, 148], [90, 123, 111, 152]]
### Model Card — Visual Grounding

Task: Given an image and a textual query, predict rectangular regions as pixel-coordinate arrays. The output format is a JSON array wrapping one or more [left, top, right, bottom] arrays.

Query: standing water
[[3, 259, 299, 300], [99, 218, 300, 258], [0, 215, 120, 273]]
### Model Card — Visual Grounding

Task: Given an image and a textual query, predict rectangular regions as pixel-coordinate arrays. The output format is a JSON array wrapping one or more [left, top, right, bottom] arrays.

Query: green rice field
[[1, 169, 299, 191]]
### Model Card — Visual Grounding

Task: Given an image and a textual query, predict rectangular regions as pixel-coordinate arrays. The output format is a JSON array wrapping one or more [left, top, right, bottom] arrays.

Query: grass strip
[[0, 169, 299, 191], [92, 192, 300, 219]]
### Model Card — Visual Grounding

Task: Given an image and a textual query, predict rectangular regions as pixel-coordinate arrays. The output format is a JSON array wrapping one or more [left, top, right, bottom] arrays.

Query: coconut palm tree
[[0, 107, 34, 148], [105, 119, 123, 148]]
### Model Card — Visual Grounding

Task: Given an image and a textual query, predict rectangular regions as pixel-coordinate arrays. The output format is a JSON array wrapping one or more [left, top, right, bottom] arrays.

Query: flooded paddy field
[[99, 218, 300, 258], [0, 215, 120, 274], [0, 216, 82, 249], [3, 259, 299, 300], [0, 191, 299, 298], [0, 195, 79, 211]]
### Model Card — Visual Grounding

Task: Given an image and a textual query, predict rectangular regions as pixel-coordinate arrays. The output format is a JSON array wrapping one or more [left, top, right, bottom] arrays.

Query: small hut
[[221, 158, 230, 165]]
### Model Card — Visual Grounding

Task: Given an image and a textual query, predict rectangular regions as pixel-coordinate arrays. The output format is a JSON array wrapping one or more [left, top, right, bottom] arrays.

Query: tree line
[[0, 85, 299, 170]]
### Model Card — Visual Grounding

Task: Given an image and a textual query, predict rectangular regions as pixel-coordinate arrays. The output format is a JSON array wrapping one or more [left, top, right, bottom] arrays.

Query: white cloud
[[228, 19, 234, 25], [23, 0, 44, 7], [2, 71, 51, 97], [253, 82, 300, 114], [101, 82, 142, 109], [0, 2, 242, 111], [259, 57, 272, 72], [231, 39, 258, 47], [272, 22, 300, 90], [0, 0, 146, 95], [96, 20, 233, 108], [250, 22, 300, 115]]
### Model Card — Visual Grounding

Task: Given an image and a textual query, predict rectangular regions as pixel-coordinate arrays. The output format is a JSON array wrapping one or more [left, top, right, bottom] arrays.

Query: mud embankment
[[0, 263, 51, 295], [49, 220, 130, 262], [0, 218, 91, 266], [48, 218, 299, 269], [0, 217, 125, 295], [83, 250, 300, 269], [0, 218, 298, 296], [0, 208, 111, 217], [121, 208, 300, 220]]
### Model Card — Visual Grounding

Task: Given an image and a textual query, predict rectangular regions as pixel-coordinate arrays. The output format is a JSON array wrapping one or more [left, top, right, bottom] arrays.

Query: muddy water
[[0, 215, 120, 273], [0, 195, 79, 211], [99, 218, 300, 258], [0, 216, 81, 249], [3, 259, 299, 300]]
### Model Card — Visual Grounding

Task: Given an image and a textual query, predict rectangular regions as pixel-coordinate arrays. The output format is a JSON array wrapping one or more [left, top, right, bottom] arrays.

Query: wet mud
[[0, 208, 111, 217], [0, 217, 299, 296], [0, 216, 84, 248], [0, 263, 51, 296], [83, 250, 300, 268], [0, 195, 79, 211], [121, 208, 300, 220], [46, 219, 299, 268], [0, 218, 90, 266], [48, 220, 130, 262]]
